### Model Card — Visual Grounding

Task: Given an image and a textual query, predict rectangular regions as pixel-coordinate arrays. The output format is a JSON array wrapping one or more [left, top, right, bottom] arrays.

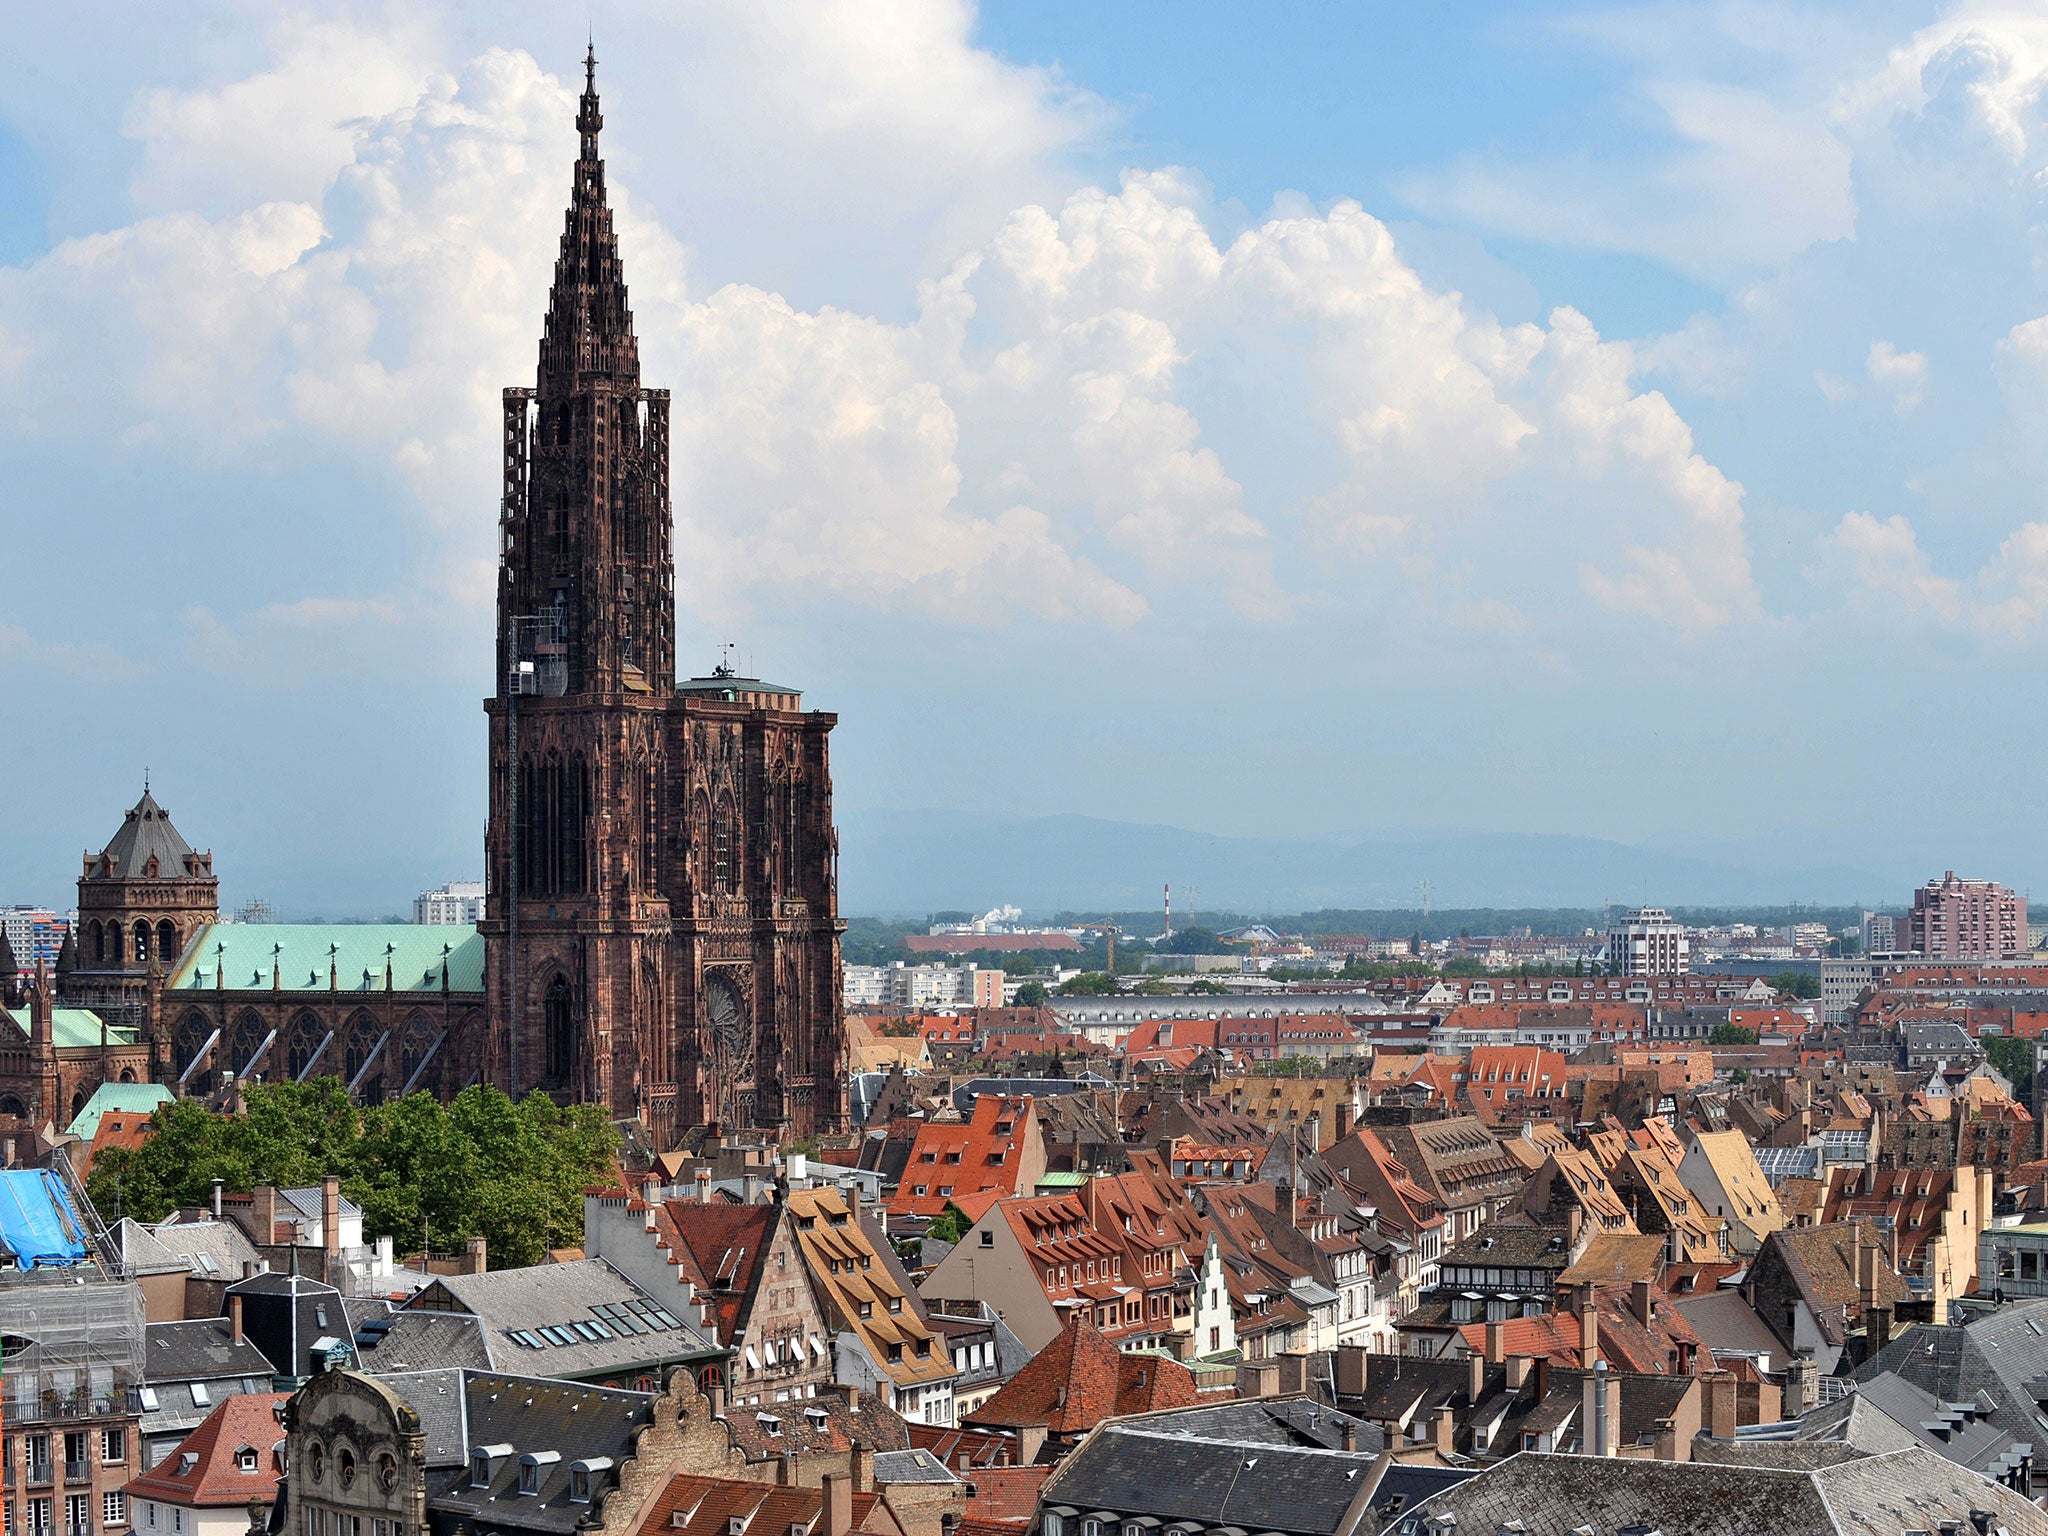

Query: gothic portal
[[481, 51, 845, 1143]]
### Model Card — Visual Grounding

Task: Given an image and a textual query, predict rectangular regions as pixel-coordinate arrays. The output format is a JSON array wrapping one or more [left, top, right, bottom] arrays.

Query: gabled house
[[888, 1097, 1044, 1221], [965, 1314, 1197, 1456], [1676, 1129, 1787, 1255], [123, 1392, 288, 1536]]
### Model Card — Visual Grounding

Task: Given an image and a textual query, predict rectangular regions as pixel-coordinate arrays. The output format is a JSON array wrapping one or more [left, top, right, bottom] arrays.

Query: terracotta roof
[[957, 1465, 1051, 1523], [123, 1392, 289, 1507], [888, 1096, 1035, 1219], [630, 1473, 889, 1536], [1556, 1234, 1667, 1287], [967, 1315, 1198, 1433]]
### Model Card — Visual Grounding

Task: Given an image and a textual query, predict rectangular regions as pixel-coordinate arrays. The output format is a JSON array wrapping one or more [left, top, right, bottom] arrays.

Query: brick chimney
[[1484, 1321, 1507, 1365], [823, 1474, 853, 1536], [1631, 1280, 1653, 1326], [1468, 1349, 1485, 1407], [1707, 1371, 1737, 1440], [322, 1175, 342, 1268], [463, 1235, 487, 1274], [229, 1294, 243, 1346], [1579, 1307, 1599, 1369], [851, 1440, 873, 1494], [1431, 1405, 1455, 1457]]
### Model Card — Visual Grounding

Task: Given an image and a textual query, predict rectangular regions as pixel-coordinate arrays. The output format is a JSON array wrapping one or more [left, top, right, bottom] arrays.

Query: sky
[[6, 0, 2048, 914]]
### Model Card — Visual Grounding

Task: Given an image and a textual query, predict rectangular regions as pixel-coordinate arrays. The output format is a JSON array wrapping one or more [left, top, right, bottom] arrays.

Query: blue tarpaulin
[[0, 1170, 89, 1268]]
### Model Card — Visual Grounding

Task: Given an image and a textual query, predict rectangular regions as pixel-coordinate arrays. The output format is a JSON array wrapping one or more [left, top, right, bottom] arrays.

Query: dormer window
[[235, 1448, 258, 1474], [518, 1451, 560, 1496]]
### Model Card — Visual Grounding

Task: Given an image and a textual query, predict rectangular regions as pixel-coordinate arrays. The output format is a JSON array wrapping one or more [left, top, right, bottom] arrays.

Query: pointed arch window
[[713, 793, 737, 894], [156, 921, 179, 965], [545, 975, 575, 1081], [132, 921, 151, 964]]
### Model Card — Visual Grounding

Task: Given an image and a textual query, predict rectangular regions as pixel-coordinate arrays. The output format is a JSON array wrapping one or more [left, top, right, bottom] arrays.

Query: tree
[[1056, 972, 1118, 996], [1771, 971, 1821, 1000], [89, 1081, 620, 1268], [924, 1202, 971, 1246], [1984, 1033, 2034, 1104], [1013, 980, 1049, 1007], [1132, 979, 1174, 995], [1189, 979, 1227, 995], [1709, 1023, 1759, 1046]]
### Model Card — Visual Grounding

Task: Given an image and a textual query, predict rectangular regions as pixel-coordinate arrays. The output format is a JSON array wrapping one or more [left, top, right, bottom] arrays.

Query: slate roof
[[146, 1216, 261, 1280], [1131, 1398, 1384, 1452], [406, 1256, 722, 1377], [1796, 1371, 2030, 1480], [871, 1448, 959, 1485], [407, 1371, 656, 1534], [967, 1315, 1197, 1433], [351, 1309, 491, 1373], [145, 1318, 277, 1383], [1040, 1422, 1384, 1536], [1672, 1289, 1784, 1362], [1399, 1445, 2048, 1536], [115, 1219, 193, 1278], [93, 791, 202, 880], [1852, 1301, 2048, 1457], [124, 1391, 289, 1507], [166, 923, 486, 995]]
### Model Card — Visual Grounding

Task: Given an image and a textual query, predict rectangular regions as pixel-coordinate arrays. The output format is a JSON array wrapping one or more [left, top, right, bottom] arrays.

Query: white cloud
[[1820, 510, 1963, 624], [1866, 339, 1927, 409], [0, 15, 1782, 650]]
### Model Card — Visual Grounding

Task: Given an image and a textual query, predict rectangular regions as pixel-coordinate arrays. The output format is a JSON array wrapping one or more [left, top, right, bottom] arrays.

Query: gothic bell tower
[[483, 48, 674, 1115]]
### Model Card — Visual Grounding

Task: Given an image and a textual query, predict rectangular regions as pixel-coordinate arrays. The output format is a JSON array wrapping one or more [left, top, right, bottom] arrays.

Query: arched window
[[400, 1016, 435, 1089], [156, 921, 179, 964], [344, 1017, 384, 1100], [641, 763, 660, 893], [174, 1012, 211, 1077], [545, 975, 575, 1081], [228, 1013, 267, 1078], [133, 921, 151, 964], [88, 921, 103, 964], [286, 1014, 326, 1081], [563, 755, 588, 894], [713, 793, 737, 893]]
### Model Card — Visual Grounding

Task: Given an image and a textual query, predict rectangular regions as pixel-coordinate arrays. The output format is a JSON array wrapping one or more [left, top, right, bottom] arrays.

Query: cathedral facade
[[478, 53, 845, 1143]]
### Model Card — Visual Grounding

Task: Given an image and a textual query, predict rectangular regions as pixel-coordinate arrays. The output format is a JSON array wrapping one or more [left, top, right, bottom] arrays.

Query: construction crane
[[1074, 922, 1122, 976]]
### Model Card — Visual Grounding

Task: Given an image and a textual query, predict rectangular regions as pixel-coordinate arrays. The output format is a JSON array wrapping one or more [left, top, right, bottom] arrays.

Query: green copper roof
[[166, 924, 486, 996], [1034, 1171, 1089, 1190], [0, 1007, 139, 1052], [65, 1082, 172, 1140]]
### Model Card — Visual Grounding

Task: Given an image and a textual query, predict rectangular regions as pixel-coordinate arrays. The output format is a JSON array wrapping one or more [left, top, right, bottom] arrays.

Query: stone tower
[[483, 52, 845, 1143], [64, 787, 218, 1034]]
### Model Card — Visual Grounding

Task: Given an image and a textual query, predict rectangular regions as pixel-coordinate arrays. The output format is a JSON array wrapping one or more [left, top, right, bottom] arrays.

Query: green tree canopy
[[1709, 1023, 1759, 1046], [1056, 972, 1118, 996], [1012, 980, 1049, 1007], [89, 1081, 619, 1269], [1771, 971, 1822, 999]]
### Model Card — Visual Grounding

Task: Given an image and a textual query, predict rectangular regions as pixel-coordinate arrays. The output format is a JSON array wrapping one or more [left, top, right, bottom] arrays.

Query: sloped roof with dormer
[[91, 790, 203, 881]]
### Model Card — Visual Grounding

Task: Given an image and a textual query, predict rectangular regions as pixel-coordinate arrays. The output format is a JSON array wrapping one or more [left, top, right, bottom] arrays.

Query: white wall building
[[413, 882, 485, 925], [1607, 907, 1690, 976]]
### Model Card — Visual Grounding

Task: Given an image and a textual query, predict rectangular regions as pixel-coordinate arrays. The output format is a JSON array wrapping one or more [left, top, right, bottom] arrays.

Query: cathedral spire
[[539, 44, 637, 389]]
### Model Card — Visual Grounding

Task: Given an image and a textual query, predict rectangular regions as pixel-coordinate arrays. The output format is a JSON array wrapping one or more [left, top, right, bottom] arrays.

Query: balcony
[[63, 1462, 90, 1485], [24, 1460, 54, 1486]]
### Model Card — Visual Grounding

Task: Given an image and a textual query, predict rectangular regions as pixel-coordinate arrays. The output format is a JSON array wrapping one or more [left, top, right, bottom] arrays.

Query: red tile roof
[[966, 1314, 1198, 1433], [124, 1393, 290, 1507], [889, 1096, 1035, 1219], [957, 1466, 1051, 1523]]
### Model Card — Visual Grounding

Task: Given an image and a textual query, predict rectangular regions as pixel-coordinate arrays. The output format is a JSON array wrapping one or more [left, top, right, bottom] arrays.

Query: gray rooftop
[[408, 1257, 722, 1377], [872, 1449, 959, 1485], [1399, 1446, 2048, 1536], [91, 790, 200, 881]]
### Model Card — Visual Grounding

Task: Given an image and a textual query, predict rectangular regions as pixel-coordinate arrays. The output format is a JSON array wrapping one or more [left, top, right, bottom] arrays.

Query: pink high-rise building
[[1905, 872, 2028, 959]]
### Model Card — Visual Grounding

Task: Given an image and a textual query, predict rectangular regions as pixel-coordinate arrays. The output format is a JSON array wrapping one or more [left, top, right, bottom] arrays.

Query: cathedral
[[478, 50, 845, 1141], [10, 54, 844, 1151]]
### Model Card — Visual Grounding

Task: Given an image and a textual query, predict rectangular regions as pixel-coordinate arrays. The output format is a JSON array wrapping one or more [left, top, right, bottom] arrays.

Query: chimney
[[229, 1294, 244, 1346], [1533, 1356, 1550, 1406], [777, 1450, 796, 1486], [322, 1175, 342, 1264], [1018, 1425, 1047, 1466], [1468, 1349, 1485, 1408], [1708, 1372, 1737, 1440], [212, 1178, 224, 1218], [464, 1235, 487, 1274], [1340, 1422, 1357, 1453], [1568, 1204, 1583, 1249], [1431, 1405, 1455, 1457], [1869, 1303, 1893, 1352], [709, 1380, 727, 1420], [1484, 1321, 1507, 1365], [696, 1168, 714, 1205], [641, 1172, 662, 1207], [1337, 1103, 1354, 1142], [851, 1440, 874, 1494], [823, 1474, 853, 1536], [1506, 1354, 1533, 1391], [1784, 1353, 1816, 1419], [1335, 1345, 1369, 1396], [1581, 1365, 1618, 1457], [1631, 1280, 1653, 1326], [1579, 1308, 1599, 1369]]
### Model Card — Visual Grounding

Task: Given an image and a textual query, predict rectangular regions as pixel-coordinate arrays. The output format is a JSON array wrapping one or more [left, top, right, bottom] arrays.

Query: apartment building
[[1906, 872, 2028, 959]]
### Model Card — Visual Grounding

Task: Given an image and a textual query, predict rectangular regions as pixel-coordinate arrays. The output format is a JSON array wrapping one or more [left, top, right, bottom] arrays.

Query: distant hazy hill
[[837, 810, 1892, 918]]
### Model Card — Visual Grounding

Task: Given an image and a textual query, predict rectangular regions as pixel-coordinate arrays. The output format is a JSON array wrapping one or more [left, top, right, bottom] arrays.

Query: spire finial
[[576, 42, 603, 149], [585, 38, 596, 90]]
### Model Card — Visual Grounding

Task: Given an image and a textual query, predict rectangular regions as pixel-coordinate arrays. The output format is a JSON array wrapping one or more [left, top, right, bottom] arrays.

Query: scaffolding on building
[[0, 1161, 146, 1428]]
